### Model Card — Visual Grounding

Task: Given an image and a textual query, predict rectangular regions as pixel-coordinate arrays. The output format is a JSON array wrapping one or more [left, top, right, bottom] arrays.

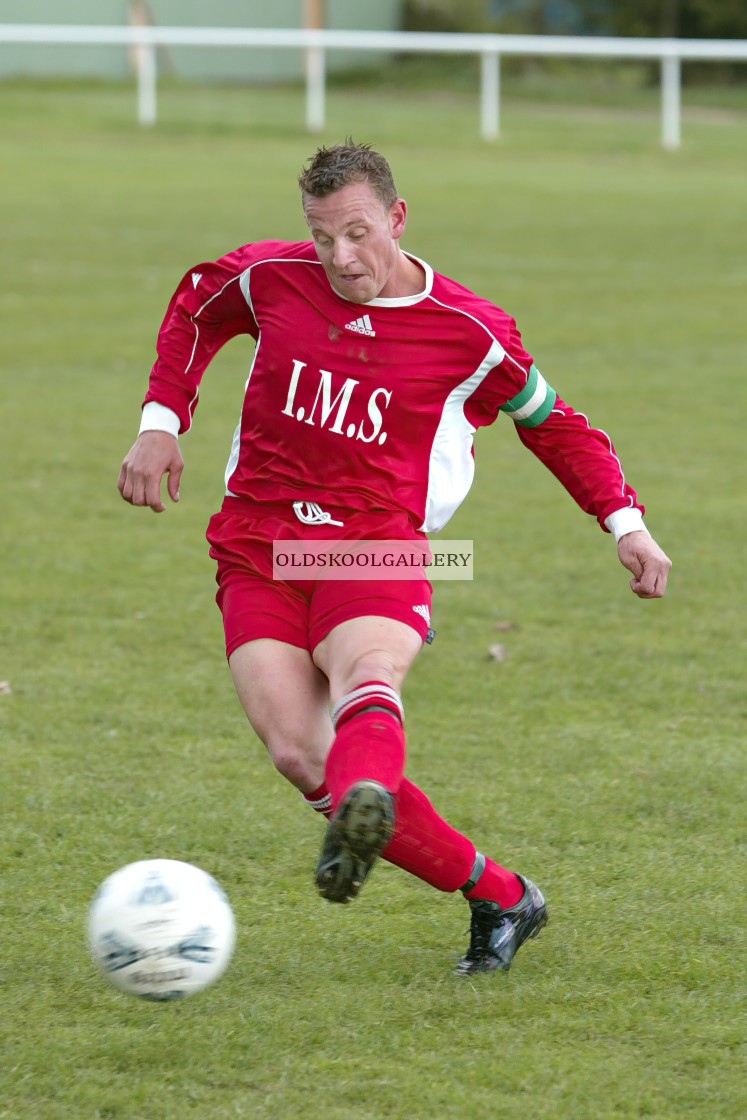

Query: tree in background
[[576, 0, 747, 81], [688, 0, 747, 38], [405, 0, 747, 38], [571, 0, 747, 38], [404, 0, 491, 33]]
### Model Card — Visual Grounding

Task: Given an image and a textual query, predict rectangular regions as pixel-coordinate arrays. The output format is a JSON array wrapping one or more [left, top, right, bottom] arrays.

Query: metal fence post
[[305, 42, 326, 132], [661, 53, 681, 150], [480, 50, 500, 140], [136, 40, 157, 127]]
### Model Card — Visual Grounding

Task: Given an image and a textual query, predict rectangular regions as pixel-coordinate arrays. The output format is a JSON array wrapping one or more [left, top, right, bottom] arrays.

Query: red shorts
[[206, 497, 433, 658]]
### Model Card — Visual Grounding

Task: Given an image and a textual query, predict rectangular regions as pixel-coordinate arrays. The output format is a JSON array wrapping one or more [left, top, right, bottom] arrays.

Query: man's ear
[[389, 198, 407, 240]]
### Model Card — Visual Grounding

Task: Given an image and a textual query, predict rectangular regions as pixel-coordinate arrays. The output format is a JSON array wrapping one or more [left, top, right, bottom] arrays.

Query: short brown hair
[[298, 141, 398, 208]]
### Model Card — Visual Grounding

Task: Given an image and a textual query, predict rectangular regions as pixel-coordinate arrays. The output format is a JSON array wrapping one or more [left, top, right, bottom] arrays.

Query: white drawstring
[[292, 500, 344, 528]]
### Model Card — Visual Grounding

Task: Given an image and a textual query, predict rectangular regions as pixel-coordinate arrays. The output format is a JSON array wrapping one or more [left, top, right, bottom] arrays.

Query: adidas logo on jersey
[[413, 604, 431, 625], [345, 314, 375, 337]]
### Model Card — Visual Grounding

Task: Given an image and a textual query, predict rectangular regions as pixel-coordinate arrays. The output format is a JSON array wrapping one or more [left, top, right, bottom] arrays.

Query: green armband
[[499, 363, 556, 427]]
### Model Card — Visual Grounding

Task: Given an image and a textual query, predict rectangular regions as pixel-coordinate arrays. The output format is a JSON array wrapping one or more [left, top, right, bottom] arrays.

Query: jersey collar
[[330, 253, 433, 307]]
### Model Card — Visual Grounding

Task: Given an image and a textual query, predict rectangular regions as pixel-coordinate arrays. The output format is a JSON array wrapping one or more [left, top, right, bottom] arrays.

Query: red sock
[[301, 782, 332, 817], [382, 778, 475, 891], [304, 774, 524, 907], [325, 682, 405, 809], [383, 779, 525, 908], [463, 858, 524, 909]]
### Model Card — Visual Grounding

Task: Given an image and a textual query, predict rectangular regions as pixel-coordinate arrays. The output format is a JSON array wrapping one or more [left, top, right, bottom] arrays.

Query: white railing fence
[[2, 25, 746, 149]]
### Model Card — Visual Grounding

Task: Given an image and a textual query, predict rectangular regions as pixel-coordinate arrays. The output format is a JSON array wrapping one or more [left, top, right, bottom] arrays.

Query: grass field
[[1, 74, 746, 1119]]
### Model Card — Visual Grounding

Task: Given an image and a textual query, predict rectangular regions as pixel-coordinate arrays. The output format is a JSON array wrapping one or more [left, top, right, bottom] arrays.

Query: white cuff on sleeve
[[604, 507, 649, 543], [138, 401, 180, 438]]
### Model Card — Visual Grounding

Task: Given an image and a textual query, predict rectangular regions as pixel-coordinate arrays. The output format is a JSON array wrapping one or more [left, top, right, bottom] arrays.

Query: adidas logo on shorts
[[412, 604, 431, 625]]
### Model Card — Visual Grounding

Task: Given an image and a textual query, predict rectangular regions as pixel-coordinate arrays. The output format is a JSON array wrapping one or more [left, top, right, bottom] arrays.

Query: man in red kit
[[118, 141, 671, 976]]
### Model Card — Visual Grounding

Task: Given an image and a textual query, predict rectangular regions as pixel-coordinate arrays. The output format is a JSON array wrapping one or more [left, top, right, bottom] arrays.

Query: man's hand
[[117, 430, 184, 514], [617, 531, 671, 599]]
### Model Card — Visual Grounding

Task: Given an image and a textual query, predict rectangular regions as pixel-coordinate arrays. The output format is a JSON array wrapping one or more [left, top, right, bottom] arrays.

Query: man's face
[[303, 181, 407, 304]]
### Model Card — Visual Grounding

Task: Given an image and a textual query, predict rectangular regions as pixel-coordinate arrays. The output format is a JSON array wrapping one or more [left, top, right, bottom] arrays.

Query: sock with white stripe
[[324, 681, 405, 810], [301, 782, 333, 817]]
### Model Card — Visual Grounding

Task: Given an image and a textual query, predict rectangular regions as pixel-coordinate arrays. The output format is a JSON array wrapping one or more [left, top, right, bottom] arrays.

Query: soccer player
[[118, 141, 671, 975]]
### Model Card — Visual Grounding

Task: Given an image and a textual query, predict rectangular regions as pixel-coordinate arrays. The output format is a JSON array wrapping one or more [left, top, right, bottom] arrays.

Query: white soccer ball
[[88, 858, 236, 1001]]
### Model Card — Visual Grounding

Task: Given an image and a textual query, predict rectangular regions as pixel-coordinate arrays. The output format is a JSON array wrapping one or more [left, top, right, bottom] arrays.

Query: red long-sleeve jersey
[[143, 239, 642, 534]]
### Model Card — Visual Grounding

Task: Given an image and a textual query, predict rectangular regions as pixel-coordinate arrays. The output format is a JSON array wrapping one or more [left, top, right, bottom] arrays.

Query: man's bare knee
[[265, 736, 323, 792], [229, 638, 332, 790]]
